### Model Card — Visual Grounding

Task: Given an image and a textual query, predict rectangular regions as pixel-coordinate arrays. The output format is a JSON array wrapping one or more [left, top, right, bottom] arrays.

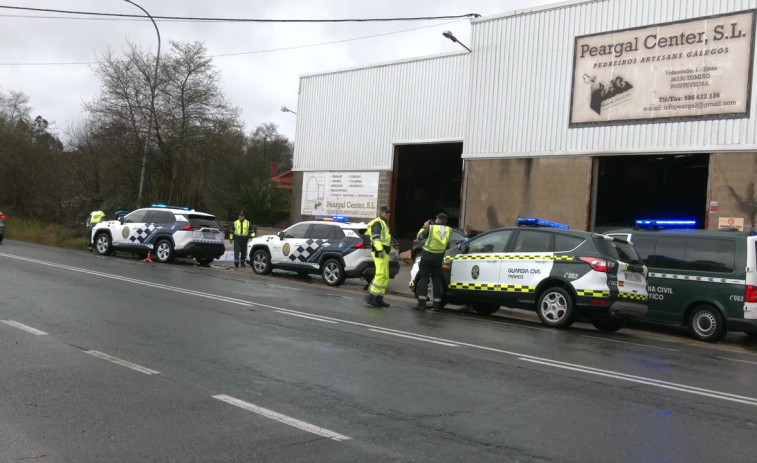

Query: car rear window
[[189, 215, 221, 229], [594, 237, 643, 264]]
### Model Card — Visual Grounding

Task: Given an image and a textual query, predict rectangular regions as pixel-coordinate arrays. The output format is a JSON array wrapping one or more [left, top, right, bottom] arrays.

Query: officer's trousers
[[233, 238, 249, 266], [417, 252, 444, 303], [368, 252, 390, 297]]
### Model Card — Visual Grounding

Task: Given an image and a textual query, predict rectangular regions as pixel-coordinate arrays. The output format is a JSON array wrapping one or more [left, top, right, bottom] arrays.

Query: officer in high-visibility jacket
[[365, 206, 393, 308], [230, 211, 253, 268], [86, 210, 106, 251], [415, 212, 451, 312]]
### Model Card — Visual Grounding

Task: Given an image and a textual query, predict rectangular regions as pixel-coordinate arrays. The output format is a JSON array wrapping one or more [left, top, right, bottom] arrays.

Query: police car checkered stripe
[[576, 289, 610, 297], [649, 272, 744, 285], [288, 239, 328, 263], [618, 293, 648, 301], [449, 282, 536, 293], [450, 254, 576, 261]]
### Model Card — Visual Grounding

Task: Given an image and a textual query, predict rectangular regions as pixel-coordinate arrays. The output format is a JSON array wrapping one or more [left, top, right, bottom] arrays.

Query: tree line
[[0, 40, 292, 229]]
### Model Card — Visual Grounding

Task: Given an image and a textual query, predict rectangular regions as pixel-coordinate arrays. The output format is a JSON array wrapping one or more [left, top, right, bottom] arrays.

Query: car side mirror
[[458, 242, 469, 253], [118, 216, 125, 225], [277, 231, 285, 240]]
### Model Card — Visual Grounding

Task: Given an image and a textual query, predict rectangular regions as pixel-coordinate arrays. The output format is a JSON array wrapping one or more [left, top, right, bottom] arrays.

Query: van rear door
[[744, 236, 757, 320]]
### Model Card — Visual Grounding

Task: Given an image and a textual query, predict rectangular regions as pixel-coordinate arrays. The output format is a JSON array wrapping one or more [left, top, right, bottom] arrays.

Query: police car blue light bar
[[151, 203, 191, 210], [635, 219, 697, 228], [516, 217, 570, 229], [316, 215, 350, 222]]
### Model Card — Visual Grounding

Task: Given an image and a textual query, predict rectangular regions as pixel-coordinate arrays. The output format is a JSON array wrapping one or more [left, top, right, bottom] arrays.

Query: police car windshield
[[594, 237, 643, 264]]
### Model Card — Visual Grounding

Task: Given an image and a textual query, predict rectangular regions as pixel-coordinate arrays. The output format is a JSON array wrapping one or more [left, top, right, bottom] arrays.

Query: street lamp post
[[442, 30, 471, 53], [281, 106, 297, 115], [125, 0, 161, 208]]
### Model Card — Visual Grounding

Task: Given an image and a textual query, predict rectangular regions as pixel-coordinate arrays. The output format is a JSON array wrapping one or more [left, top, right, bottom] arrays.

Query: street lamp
[[125, 0, 161, 208], [281, 106, 297, 115], [442, 30, 471, 53]]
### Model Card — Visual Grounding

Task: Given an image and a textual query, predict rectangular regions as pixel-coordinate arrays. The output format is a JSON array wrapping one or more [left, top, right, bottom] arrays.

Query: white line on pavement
[[368, 329, 459, 347], [1, 320, 48, 335], [276, 310, 339, 324], [580, 335, 679, 351], [212, 394, 351, 441], [717, 356, 757, 366], [84, 350, 160, 375]]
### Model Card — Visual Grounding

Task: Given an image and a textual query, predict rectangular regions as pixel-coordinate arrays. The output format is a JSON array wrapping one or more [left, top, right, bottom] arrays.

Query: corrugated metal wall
[[464, 0, 757, 159], [293, 53, 469, 171]]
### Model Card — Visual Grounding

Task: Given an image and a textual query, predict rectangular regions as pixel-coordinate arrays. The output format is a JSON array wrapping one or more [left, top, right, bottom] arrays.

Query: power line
[[0, 17, 465, 66], [0, 5, 480, 23]]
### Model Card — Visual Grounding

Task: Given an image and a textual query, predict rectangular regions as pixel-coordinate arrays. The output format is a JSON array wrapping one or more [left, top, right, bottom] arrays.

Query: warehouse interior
[[594, 153, 709, 232], [392, 142, 463, 249]]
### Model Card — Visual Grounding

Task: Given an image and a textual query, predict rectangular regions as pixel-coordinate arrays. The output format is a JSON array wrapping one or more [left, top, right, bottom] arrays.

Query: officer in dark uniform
[[230, 211, 252, 268]]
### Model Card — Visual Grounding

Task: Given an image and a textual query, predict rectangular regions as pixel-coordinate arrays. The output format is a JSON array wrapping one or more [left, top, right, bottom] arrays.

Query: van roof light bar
[[516, 217, 570, 229], [635, 219, 697, 228]]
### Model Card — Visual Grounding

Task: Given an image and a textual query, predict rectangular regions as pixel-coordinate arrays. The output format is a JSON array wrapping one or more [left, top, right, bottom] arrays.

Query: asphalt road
[[2, 240, 757, 462]]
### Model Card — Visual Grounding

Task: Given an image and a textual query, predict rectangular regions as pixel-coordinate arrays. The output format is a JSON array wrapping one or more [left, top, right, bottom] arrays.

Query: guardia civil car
[[91, 205, 225, 265], [413, 218, 649, 332], [247, 216, 400, 287]]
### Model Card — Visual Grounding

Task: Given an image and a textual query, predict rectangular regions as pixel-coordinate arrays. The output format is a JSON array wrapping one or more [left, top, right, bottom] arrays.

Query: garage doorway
[[593, 153, 709, 232], [392, 143, 463, 249]]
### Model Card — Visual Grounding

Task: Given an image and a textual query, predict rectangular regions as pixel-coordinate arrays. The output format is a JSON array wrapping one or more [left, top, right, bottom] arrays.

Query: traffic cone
[[142, 251, 153, 263]]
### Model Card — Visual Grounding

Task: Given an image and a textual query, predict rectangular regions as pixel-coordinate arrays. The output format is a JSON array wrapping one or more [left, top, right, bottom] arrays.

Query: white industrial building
[[290, 0, 757, 246]]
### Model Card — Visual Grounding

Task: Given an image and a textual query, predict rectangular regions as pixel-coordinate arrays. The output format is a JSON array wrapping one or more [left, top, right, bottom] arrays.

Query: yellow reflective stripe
[[449, 282, 536, 293], [450, 254, 576, 261], [576, 290, 611, 297]]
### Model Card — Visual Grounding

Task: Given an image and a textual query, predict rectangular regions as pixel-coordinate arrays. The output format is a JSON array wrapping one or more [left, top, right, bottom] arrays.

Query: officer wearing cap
[[364, 206, 393, 308], [414, 212, 451, 312]]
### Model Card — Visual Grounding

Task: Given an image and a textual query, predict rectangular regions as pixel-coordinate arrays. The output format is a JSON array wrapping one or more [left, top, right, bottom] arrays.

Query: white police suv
[[412, 218, 649, 332], [90, 204, 225, 265], [246, 216, 400, 287]]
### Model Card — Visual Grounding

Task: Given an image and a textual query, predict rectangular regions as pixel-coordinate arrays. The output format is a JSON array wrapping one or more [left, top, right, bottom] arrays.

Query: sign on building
[[570, 10, 756, 126], [301, 171, 379, 218]]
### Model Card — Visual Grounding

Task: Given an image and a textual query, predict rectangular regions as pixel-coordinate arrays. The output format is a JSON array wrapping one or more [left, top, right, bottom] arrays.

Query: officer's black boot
[[365, 294, 378, 307], [430, 302, 442, 312], [414, 299, 426, 311], [377, 296, 390, 308]]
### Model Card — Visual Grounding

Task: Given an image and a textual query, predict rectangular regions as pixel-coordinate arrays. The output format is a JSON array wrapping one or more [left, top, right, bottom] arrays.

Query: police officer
[[230, 211, 252, 268], [86, 210, 106, 251], [365, 206, 392, 308], [415, 212, 451, 312]]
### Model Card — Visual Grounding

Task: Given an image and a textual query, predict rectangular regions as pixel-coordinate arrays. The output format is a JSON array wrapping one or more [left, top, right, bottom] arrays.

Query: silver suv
[[90, 205, 225, 265]]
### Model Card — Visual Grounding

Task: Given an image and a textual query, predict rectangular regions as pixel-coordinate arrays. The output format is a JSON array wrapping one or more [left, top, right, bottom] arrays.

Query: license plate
[[203, 232, 215, 239], [624, 271, 642, 282]]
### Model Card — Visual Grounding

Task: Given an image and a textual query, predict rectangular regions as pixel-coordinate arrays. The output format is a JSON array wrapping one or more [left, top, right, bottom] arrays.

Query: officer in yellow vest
[[86, 210, 106, 251], [230, 211, 252, 268], [365, 206, 393, 308], [415, 212, 451, 312]]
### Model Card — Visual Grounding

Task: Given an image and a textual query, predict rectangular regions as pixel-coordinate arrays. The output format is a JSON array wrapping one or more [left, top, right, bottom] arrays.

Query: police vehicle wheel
[[471, 303, 499, 315], [591, 317, 625, 332], [94, 233, 114, 256], [321, 258, 346, 286], [196, 257, 214, 266], [252, 249, 272, 275], [688, 304, 726, 342], [537, 287, 575, 328], [154, 239, 175, 263]]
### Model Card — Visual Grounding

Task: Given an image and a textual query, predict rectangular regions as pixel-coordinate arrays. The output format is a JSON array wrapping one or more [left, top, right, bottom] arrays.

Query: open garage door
[[594, 153, 709, 232], [392, 143, 463, 249]]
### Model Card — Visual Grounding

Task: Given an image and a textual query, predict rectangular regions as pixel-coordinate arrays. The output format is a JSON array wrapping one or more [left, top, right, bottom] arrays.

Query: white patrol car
[[246, 216, 400, 287], [412, 218, 649, 332], [90, 205, 225, 265]]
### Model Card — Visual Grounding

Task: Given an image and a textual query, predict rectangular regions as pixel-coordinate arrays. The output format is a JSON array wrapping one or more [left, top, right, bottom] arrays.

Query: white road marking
[[580, 335, 679, 351], [276, 310, 338, 324], [212, 394, 351, 441], [4, 252, 757, 407], [519, 357, 757, 406], [84, 350, 160, 375], [717, 356, 757, 366], [368, 329, 459, 347], [1, 320, 48, 335]]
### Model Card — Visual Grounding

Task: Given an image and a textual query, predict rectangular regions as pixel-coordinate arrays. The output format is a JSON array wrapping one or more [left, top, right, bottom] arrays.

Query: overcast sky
[[0, 0, 557, 146]]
